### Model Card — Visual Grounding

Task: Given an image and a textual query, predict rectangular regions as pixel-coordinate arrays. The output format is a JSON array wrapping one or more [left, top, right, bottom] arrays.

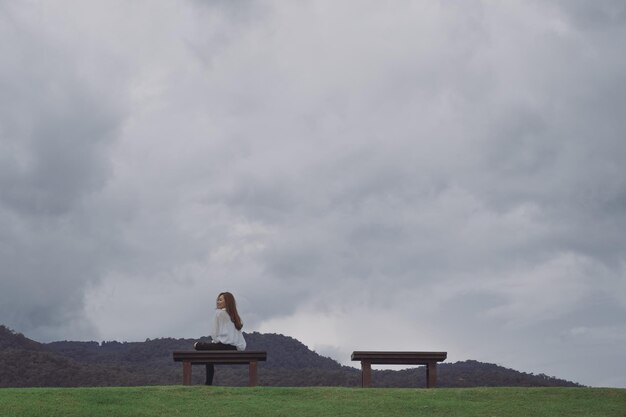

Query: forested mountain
[[0, 325, 581, 388]]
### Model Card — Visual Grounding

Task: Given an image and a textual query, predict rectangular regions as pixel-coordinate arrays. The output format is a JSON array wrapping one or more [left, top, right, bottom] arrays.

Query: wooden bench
[[351, 351, 447, 388], [172, 351, 267, 386]]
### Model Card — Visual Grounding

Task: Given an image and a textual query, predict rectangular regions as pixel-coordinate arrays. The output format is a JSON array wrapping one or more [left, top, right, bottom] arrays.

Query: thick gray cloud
[[1, 1, 625, 387], [0, 2, 128, 339]]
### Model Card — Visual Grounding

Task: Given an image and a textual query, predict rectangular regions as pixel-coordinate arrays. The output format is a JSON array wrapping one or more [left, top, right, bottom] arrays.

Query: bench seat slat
[[351, 351, 447, 363], [173, 351, 267, 362]]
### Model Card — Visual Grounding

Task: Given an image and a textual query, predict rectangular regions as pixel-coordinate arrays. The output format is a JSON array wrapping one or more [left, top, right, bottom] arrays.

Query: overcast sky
[[1, 0, 626, 388]]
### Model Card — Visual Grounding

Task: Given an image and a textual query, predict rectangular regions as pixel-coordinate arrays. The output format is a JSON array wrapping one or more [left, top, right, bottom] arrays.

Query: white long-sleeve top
[[210, 308, 246, 351]]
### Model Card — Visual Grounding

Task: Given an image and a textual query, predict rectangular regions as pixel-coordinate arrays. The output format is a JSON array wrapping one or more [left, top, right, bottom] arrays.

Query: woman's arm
[[210, 309, 230, 341]]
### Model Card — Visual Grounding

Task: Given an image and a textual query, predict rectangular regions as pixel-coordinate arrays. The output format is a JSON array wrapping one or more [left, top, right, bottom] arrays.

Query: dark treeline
[[0, 325, 581, 388]]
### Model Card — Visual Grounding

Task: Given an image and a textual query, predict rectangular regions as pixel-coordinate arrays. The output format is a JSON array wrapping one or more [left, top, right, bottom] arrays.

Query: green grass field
[[0, 386, 624, 417]]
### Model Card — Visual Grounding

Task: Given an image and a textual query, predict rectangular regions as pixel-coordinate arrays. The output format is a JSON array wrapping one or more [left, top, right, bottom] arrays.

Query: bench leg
[[182, 361, 192, 385], [426, 361, 437, 388], [361, 361, 372, 388], [249, 361, 258, 387]]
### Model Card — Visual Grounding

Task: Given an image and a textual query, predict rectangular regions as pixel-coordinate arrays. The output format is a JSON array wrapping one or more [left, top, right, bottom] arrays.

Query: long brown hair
[[219, 292, 243, 330]]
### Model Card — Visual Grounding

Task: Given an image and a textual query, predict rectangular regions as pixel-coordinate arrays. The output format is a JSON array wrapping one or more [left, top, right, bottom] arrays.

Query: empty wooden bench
[[351, 351, 447, 388], [172, 351, 267, 386]]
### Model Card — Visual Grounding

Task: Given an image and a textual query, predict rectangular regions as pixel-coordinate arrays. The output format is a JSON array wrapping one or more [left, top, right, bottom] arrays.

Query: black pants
[[194, 342, 237, 385]]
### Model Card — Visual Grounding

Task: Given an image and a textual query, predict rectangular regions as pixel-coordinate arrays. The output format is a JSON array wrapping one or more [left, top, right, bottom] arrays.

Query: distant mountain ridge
[[0, 325, 582, 388]]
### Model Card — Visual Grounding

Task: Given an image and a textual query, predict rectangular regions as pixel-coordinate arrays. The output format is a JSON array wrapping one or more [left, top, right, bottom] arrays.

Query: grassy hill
[[0, 386, 624, 417]]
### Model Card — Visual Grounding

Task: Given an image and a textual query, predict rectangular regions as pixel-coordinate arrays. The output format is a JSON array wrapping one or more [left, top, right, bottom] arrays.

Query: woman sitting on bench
[[194, 291, 247, 385]]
